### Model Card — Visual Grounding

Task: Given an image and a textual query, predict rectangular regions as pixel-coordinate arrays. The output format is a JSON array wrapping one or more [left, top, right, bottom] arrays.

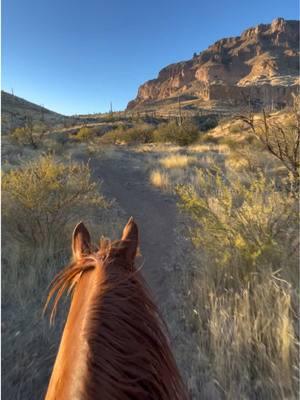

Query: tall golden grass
[[160, 154, 197, 169], [150, 169, 170, 189], [176, 170, 299, 398], [147, 119, 299, 398]]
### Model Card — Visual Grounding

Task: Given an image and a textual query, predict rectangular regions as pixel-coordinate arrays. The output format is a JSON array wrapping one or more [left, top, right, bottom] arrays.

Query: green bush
[[2, 155, 107, 249], [153, 121, 199, 146]]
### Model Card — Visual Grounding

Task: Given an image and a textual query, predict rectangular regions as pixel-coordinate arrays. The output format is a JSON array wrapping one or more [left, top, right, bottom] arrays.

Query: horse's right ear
[[72, 222, 91, 261]]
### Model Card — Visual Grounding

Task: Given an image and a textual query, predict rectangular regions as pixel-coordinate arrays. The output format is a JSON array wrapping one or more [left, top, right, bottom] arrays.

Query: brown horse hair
[[45, 238, 189, 399]]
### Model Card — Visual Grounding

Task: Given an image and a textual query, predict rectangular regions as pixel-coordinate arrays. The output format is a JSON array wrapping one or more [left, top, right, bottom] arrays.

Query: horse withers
[[44, 217, 189, 399]]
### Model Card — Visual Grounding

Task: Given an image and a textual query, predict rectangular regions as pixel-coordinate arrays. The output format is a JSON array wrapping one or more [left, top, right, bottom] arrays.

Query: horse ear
[[121, 217, 138, 262], [72, 222, 91, 260]]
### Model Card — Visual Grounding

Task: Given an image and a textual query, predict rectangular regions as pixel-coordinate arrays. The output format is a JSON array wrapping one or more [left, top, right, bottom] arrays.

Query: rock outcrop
[[127, 18, 299, 112]]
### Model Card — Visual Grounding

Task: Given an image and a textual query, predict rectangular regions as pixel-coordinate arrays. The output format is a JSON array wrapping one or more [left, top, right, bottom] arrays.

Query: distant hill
[[127, 18, 299, 114], [1, 91, 67, 134]]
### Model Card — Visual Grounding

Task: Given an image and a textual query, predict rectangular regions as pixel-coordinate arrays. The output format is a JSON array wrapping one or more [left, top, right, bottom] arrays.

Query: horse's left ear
[[121, 217, 139, 262], [72, 222, 91, 261]]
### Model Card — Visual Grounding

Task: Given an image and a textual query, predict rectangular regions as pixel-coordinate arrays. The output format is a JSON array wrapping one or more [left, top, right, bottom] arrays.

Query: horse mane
[[44, 239, 116, 323], [45, 240, 189, 400]]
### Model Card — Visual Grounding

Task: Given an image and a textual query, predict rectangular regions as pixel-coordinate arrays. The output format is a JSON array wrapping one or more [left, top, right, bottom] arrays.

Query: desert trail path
[[89, 149, 179, 307], [74, 148, 199, 395]]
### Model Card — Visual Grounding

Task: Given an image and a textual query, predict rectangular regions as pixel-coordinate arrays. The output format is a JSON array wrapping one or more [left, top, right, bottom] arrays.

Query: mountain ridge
[[127, 18, 299, 112]]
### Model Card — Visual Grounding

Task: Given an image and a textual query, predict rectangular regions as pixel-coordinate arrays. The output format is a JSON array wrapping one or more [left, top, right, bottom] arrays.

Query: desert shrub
[[99, 123, 154, 144], [54, 131, 72, 145], [11, 118, 47, 148], [75, 126, 96, 142], [176, 170, 299, 398], [153, 121, 199, 146], [2, 155, 107, 250], [122, 124, 154, 143], [88, 125, 110, 137], [97, 129, 120, 144]]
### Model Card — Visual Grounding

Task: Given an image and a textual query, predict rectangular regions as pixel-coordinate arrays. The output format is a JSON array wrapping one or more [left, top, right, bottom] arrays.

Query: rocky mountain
[[127, 18, 299, 113], [1, 91, 67, 134]]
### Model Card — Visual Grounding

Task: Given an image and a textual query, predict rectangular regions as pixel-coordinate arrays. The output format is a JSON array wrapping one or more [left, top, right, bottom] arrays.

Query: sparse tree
[[11, 116, 47, 148], [240, 106, 300, 181]]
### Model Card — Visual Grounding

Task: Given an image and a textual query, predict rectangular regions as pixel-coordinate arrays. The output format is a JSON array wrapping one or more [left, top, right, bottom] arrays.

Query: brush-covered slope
[[1, 91, 67, 134]]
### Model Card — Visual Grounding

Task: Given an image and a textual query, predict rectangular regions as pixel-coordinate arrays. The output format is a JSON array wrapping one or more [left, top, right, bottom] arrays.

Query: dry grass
[[205, 279, 297, 399], [2, 250, 67, 400], [148, 149, 224, 193], [145, 110, 299, 399], [160, 154, 197, 169], [189, 143, 232, 158], [135, 143, 182, 153], [175, 168, 299, 399], [149, 169, 170, 189]]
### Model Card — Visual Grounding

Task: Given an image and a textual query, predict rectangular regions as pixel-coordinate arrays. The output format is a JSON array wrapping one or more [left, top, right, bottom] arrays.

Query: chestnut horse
[[44, 217, 188, 399]]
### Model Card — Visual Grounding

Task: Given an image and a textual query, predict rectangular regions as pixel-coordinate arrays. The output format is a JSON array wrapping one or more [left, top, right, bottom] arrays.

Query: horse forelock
[[43, 239, 135, 324]]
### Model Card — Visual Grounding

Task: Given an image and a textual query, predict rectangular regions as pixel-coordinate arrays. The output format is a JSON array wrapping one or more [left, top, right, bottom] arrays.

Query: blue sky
[[2, 0, 299, 115]]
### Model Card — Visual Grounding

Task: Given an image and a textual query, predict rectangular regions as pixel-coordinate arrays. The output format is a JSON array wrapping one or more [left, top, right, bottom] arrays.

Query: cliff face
[[127, 18, 299, 111]]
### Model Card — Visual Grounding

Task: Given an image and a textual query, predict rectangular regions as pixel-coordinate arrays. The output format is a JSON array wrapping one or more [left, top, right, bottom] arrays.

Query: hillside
[[127, 18, 299, 114], [1, 91, 67, 134]]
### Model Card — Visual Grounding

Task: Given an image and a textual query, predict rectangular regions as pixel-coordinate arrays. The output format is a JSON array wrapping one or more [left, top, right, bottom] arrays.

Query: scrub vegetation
[[146, 107, 299, 399], [2, 104, 299, 399]]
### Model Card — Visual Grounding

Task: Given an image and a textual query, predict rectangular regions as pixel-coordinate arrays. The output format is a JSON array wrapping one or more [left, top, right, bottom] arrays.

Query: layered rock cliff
[[127, 18, 299, 111]]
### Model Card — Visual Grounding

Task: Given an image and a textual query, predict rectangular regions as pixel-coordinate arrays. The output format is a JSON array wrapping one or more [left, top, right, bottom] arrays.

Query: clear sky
[[2, 0, 299, 115]]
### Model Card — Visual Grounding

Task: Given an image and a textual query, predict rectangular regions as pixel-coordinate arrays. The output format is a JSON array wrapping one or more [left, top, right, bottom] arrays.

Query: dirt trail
[[88, 149, 204, 397], [90, 149, 179, 306]]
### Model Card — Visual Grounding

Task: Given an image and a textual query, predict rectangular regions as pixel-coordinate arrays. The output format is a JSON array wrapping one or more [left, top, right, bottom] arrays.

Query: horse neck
[[79, 263, 188, 400], [46, 261, 188, 400]]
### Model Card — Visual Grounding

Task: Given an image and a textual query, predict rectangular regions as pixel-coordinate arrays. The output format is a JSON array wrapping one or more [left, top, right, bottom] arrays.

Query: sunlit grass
[[159, 154, 197, 169], [176, 168, 299, 399], [145, 119, 299, 398], [149, 169, 170, 189]]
